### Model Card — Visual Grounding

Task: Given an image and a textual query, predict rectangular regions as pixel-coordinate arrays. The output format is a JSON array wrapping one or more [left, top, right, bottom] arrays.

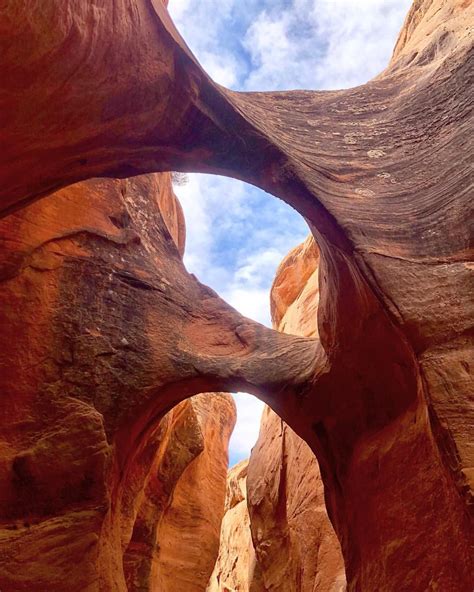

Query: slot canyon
[[0, 0, 473, 591]]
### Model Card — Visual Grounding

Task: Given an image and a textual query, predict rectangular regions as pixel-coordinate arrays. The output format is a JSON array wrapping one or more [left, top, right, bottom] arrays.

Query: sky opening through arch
[[169, 0, 412, 467]]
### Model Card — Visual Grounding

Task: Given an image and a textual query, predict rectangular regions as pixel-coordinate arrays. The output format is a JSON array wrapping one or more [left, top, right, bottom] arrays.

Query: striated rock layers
[[0, 172, 254, 591], [246, 237, 346, 592], [247, 407, 346, 592], [1, 0, 473, 590], [124, 392, 236, 592], [210, 238, 345, 592], [207, 461, 264, 592]]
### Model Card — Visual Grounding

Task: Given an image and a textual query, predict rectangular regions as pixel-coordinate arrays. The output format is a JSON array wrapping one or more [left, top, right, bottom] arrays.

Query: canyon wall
[[246, 238, 344, 592], [0, 173, 237, 591], [207, 461, 265, 592], [125, 392, 236, 592], [0, 0, 473, 590], [210, 238, 346, 592]]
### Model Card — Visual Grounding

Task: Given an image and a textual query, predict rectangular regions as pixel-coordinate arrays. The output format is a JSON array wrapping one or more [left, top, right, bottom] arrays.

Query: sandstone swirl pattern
[[0, 1, 473, 591]]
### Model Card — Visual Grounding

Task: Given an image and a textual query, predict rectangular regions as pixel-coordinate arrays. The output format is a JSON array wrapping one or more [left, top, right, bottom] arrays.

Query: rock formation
[[210, 238, 345, 592], [207, 461, 264, 592], [0, 175, 300, 592], [247, 407, 346, 592], [246, 237, 345, 592], [151, 393, 236, 592], [125, 393, 236, 592], [1, 0, 473, 590]]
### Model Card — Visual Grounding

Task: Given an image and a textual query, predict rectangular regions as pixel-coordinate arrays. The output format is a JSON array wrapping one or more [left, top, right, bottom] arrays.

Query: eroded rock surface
[[0, 172, 305, 591], [247, 237, 345, 592], [124, 393, 236, 592], [248, 407, 346, 592], [1, 0, 473, 590], [207, 461, 264, 592], [209, 239, 343, 592]]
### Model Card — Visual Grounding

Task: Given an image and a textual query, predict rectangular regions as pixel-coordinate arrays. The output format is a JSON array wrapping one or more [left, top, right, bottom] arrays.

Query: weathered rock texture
[[248, 407, 346, 592], [207, 461, 264, 592], [247, 237, 346, 592], [210, 238, 345, 592], [0, 172, 301, 591], [1, 0, 473, 590], [151, 393, 236, 592], [245, 236, 346, 592], [124, 392, 236, 592]]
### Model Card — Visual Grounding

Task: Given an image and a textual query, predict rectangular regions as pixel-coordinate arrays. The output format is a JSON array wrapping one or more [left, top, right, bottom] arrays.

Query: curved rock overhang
[[0, 1, 473, 590]]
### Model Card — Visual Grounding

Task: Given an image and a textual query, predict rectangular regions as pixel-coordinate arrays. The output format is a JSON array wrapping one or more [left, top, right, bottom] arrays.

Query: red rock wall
[[0, 173, 236, 592], [1, 1, 473, 591], [209, 238, 345, 592], [247, 408, 346, 592], [152, 394, 236, 592]]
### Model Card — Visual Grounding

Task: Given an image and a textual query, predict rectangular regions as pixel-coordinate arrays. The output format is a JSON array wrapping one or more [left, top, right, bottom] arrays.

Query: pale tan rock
[[207, 461, 265, 592]]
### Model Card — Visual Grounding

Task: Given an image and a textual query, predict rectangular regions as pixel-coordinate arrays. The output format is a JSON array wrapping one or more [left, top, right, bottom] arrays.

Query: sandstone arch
[[0, 0, 473, 590]]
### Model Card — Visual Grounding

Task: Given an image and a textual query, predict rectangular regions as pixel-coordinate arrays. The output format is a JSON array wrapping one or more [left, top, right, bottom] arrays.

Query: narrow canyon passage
[[0, 0, 473, 591]]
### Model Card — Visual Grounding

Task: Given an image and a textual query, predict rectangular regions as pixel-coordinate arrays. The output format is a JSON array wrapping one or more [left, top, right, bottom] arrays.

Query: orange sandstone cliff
[[0, 173, 241, 591], [0, 1, 473, 591], [125, 392, 236, 592], [207, 461, 265, 592], [210, 238, 346, 592], [246, 238, 344, 592]]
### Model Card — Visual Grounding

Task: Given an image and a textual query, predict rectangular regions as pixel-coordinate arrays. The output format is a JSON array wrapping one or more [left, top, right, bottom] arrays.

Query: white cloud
[[244, 11, 294, 89], [174, 174, 213, 278], [224, 287, 270, 326], [228, 393, 264, 465], [199, 51, 240, 87], [168, 0, 244, 87], [168, 0, 192, 21], [243, 0, 412, 90], [310, 0, 413, 89], [234, 248, 283, 281]]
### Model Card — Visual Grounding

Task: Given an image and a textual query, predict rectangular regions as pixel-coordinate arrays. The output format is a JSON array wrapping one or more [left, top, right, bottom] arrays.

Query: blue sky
[[169, 0, 412, 466]]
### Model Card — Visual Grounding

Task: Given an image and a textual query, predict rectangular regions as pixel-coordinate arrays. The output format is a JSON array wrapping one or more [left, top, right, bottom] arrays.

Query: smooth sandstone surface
[[207, 461, 264, 592], [0, 173, 251, 591], [124, 393, 236, 592], [248, 407, 346, 592], [0, 0, 473, 590], [246, 237, 345, 592], [153, 393, 236, 592], [210, 237, 345, 592]]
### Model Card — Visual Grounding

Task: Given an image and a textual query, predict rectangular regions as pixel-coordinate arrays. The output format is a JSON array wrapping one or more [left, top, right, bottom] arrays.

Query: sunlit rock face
[[124, 393, 236, 592], [207, 460, 265, 592], [247, 407, 346, 592], [0, 0, 473, 590], [246, 237, 346, 592], [210, 238, 345, 592], [0, 173, 239, 591]]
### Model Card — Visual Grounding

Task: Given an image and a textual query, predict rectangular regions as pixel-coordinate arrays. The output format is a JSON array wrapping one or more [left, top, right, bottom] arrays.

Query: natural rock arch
[[0, 1, 473, 591]]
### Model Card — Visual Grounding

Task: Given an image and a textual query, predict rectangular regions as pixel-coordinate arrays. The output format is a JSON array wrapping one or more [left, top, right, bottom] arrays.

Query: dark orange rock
[[152, 394, 236, 592], [124, 393, 236, 592], [248, 407, 346, 592], [0, 1, 473, 590], [245, 237, 345, 592], [0, 171, 312, 591]]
